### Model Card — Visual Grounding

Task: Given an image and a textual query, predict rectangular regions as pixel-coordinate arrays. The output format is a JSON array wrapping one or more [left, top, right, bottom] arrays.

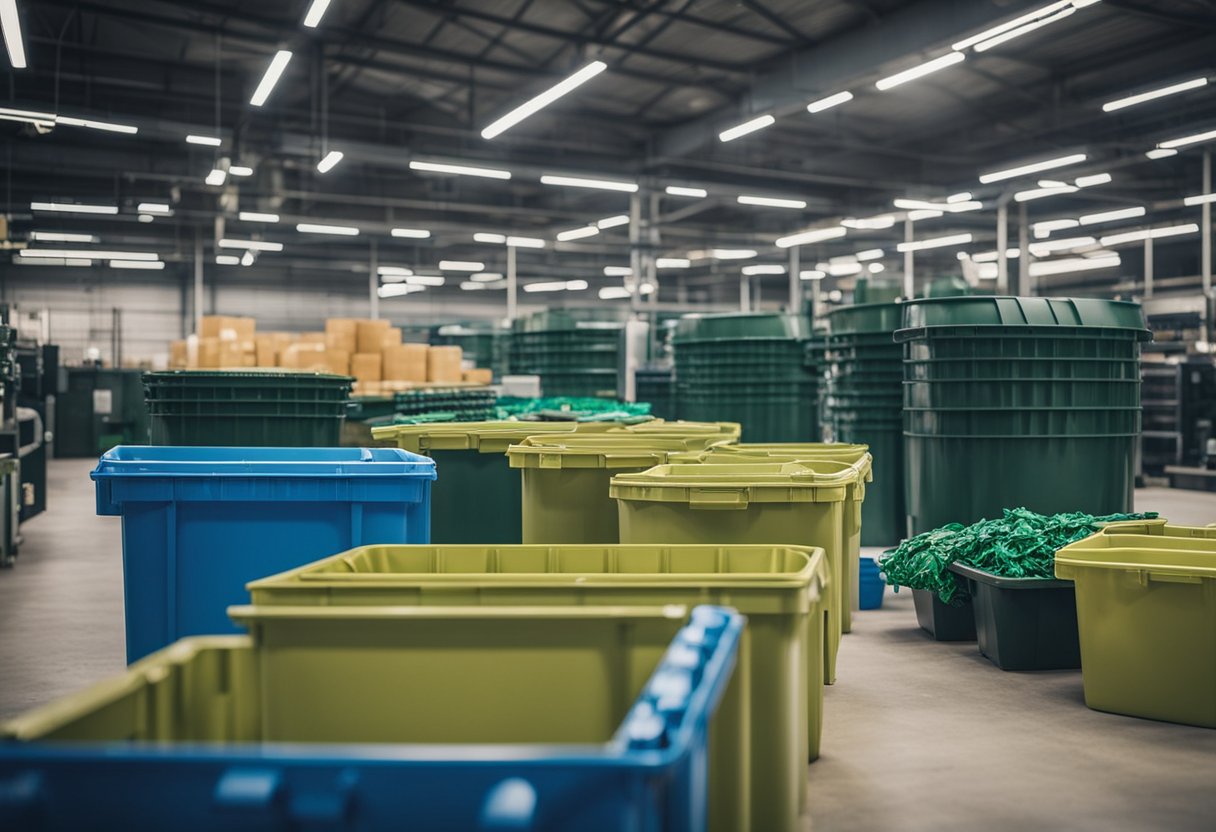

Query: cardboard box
[[299, 332, 327, 344], [356, 320, 391, 354], [324, 349, 351, 376], [169, 340, 188, 369], [462, 368, 493, 385], [325, 319, 358, 354], [255, 335, 278, 367], [351, 352, 382, 383], [427, 345, 463, 383], [281, 343, 327, 372], [381, 327, 402, 350], [218, 340, 244, 368], [201, 315, 255, 341], [383, 343, 428, 382], [188, 335, 222, 369]]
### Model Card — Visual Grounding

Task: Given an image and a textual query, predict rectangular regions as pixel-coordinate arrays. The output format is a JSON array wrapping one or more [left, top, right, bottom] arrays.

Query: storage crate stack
[[509, 309, 624, 398], [824, 302, 905, 546], [673, 312, 818, 442], [390, 386, 498, 422], [431, 323, 510, 380], [633, 364, 676, 419]]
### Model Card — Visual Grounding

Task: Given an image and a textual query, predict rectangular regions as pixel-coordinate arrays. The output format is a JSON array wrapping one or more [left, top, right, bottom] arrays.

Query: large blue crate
[[0, 605, 742, 832], [92, 446, 436, 662]]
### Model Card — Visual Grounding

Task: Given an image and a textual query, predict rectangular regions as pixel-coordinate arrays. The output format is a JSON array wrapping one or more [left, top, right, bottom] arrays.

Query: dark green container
[[904, 406, 1142, 437], [948, 562, 1082, 671], [905, 378, 1142, 409], [144, 371, 352, 447], [912, 588, 976, 641], [833, 425, 904, 546]]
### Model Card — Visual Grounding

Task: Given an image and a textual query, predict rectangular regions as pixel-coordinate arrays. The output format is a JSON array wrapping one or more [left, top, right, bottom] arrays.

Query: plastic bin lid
[[896, 296, 1150, 341], [610, 461, 853, 507], [144, 369, 355, 382], [507, 434, 733, 469], [672, 313, 811, 343], [700, 444, 873, 481], [824, 302, 903, 336], [1098, 519, 1216, 538], [1054, 532, 1216, 581], [371, 420, 585, 453], [91, 446, 436, 478], [609, 421, 743, 440]]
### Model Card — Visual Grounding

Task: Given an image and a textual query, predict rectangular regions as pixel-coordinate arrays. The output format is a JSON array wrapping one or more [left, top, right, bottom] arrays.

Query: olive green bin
[[611, 461, 857, 686], [244, 542, 829, 832]]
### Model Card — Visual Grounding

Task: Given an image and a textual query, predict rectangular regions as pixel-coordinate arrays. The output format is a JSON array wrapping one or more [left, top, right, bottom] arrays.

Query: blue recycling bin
[[859, 557, 886, 610], [93, 446, 436, 662]]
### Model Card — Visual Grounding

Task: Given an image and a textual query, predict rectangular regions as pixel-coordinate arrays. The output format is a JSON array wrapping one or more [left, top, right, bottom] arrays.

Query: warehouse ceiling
[[2, 0, 1215, 304]]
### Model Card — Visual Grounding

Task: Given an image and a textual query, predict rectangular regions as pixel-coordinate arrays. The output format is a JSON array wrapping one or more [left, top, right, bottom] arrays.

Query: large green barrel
[[509, 309, 625, 398], [673, 313, 819, 443], [897, 296, 1150, 536], [824, 302, 905, 546]]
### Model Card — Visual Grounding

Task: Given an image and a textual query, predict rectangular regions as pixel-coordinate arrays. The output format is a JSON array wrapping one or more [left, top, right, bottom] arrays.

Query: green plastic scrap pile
[[493, 396, 653, 423], [879, 508, 1159, 604]]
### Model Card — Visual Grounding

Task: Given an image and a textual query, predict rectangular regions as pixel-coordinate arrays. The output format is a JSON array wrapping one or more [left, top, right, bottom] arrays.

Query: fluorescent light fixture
[[1100, 223, 1200, 246], [947, 192, 973, 203], [807, 91, 853, 113], [205, 168, 227, 186], [0, 106, 53, 127], [1029, 254, 1121, 277], [556, 226, 599, 242], [973, 4, 1076, 52], [875, 52, 965, 91], [1104, 77, 1208, 113], [1184, 193, 1216, 207], [1158, 129, 1216, 150], [30, 231, 96, 242], [523, 280, 587, 293], [377, 266, 414, 277], [1075, 172, 1112, 188], [30, 201, 117, 214], [712, 249, 758, 260], [438, 260, 484, 271], [1015, 185, 1077, 203], [229, 165, 254, 177], [908, 209, 943, 221], [109, 260, 165, 270], [316, 150, 344, 173], [240, 251, 255, 267], [137, 202, 171, 215], [389, 227, 430, 239], [1, 0, 27, 68], [1079, 206, 1145, 225], [893, 198, 938, 211], [303, 0, 333, 28], [138, 214, 154, 223], [53, 115, 137, 134], [15, 257, 92, 267], [718, 114, 775, 143], [215, 255, 241, 265], [474, 233, 507, 244], [868, 263, 885, 273], [842, 214, 896, 230], [972, 249, 1021, 263], [855, 249, 884, 261], [897, 233, 973, 253], [460, 281, 488, 291], [471, 272, 503, 282], [821, 262, 863, 276], [507, 236, 545, 248], [800, 270, 826, 280], [775, 226, 846, 248], [250, 50, 293, 107], [742, 264, 786, 275], [1029, 236, 1097, 255], [186, 134, 221, 147], [656, 258, 691, 269], [604, 266, 633, 276], [599, 287, 632, 300], [218, 239, 284, 252], [409, 160, 511, 180], [665, 186, 707, 198], [566, 279, 588, 291], [20, 249, 157, 260], [405, 274, 445, 287], [980, 153, 1086, 184], [1146, 148, 1178, 160], [540, 174, 637, 192], [953, 1, 1071, 50], [239, 211, 280, 222], [481, 61, 607, 139], [378, 284, 424, 298], [1033, 219, 1081, 237], [738, 195, 807, 209], [296, 222, 358, 236], [597, 215, 630, 229]]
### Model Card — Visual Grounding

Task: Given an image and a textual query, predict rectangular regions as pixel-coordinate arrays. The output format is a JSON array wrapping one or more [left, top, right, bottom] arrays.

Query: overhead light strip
[[316, 150, 344, 173], [30, 201, 117, 214], [391, 227, 431, 239], [239, 212, 280, 223], [1104, 77, 1208, 113], [1158, 129, 1216, 150], [481, 61, 607, 139], [738, 195, 807, 209], [1100, 223, 1200, 247], [556, 226, 599, 242], [897, 233, 973, 253], [665, 186, 707, 198], [297, 223, 359, 236], [186, 134, 222, 146], [20, 249, 157, 260], [250, 50, 293, 107], [775, 226, 847, 248], [303, 0, 333, 28], [409, 160, 512, 180], [1, 0, 27, 69], [540, 174, 638, 192], [719, 114, 775, 143], [806, 91, 853, 114], [875, 52, 965, 91], [218, 239, 284, 252], [979, 153, 1087, 184]]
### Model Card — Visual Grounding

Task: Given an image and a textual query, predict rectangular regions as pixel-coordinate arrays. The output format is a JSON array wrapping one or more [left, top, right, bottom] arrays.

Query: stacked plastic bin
[[897, 296, 1149, 639], [431, 322, 510, 380], [634, 364, 677, 420], [673, 313, 818, 442], [143, 369, 354, 446], [510, 309, 625, 398], [824, 302, 905, 546]]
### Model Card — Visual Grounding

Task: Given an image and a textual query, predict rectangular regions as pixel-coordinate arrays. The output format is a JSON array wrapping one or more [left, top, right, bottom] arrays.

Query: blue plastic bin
[[0, 605, 742, 832], [858, 557, 885, 610], [92, 446, 436, 662]]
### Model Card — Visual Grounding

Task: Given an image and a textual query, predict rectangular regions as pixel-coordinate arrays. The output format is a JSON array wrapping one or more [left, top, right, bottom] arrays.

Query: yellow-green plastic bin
[[610, 420, 743, 442], [1055, 529, 1216, 728], [611, 461, 853, 686], [245, 543, 829, 832], [1098, 518, 1216, 538], [685, 443, 872, 633], [508, 433, 737, 544]]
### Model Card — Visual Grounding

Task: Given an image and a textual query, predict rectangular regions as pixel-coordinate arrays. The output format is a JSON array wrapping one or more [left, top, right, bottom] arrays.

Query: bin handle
[[479, 777, 537, 829], [687, 488, 749, 509], [1144, 571, 1204, 586]]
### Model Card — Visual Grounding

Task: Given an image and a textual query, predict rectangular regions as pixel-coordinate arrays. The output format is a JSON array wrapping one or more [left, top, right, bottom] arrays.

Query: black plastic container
[[911, 588, 976, 641], [948, 562, 1081, 671]]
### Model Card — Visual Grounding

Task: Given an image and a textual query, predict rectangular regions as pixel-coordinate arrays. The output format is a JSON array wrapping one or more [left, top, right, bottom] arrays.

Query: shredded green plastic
[[879, 508, 1159, 604], [493, 397, 653, 422]]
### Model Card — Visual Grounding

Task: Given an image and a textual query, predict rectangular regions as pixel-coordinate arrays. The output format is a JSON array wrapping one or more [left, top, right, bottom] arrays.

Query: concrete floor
[[2, 460, 1215, 829]]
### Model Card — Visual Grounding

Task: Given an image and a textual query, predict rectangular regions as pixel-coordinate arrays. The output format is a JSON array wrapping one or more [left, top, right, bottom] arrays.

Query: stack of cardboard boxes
[[169, 316, 492, 393]]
